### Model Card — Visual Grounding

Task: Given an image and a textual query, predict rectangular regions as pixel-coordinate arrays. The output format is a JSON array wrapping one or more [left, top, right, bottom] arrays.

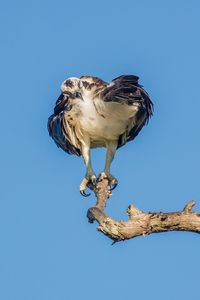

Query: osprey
[[48, 75, 153, 196]]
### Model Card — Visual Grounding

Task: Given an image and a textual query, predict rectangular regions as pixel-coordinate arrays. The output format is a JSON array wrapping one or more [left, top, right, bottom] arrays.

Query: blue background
[[1, 0, 200, 299]]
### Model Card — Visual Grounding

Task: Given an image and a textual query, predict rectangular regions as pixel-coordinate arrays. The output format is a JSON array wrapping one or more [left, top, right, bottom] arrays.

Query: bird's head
[[61, 77, 83, 100]]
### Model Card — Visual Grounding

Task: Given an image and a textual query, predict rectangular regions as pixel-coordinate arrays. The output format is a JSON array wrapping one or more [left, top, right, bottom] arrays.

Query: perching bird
[[48, 75, 153, 196]]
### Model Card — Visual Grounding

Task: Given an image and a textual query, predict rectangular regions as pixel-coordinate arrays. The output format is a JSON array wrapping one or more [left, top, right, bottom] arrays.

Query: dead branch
[[87, 179, 200, 242]]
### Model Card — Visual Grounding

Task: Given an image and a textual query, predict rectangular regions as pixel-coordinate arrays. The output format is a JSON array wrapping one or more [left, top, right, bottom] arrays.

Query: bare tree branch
[[87, 179, 200, 242]]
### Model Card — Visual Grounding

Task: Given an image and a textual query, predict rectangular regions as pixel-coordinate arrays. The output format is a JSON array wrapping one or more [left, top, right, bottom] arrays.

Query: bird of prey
[[48, 75, 153, 196]]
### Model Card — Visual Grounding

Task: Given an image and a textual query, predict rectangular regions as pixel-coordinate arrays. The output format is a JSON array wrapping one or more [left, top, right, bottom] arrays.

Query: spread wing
[[100, 75, 154, 147], [47, 94, 81, 156]]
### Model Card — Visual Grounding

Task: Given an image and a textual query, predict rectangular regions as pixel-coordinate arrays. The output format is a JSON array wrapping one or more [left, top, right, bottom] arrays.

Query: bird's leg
[[99, 140, 118, 190], [80, 139, 96, 197]]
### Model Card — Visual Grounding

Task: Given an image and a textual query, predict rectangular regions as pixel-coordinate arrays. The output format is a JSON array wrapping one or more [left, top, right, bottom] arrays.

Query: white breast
[[83, 99, 138, 140], [76, 96, 140, 143]]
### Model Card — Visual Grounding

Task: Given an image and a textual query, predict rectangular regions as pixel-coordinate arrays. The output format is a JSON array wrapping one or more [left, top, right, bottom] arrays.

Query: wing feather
[[100, 75, 154, 147], [47, 94, 81, 156]]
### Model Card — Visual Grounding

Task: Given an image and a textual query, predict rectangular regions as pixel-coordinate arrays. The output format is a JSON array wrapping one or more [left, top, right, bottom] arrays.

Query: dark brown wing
[[101, 75, 154, 147], [47, 94, 81, 156]]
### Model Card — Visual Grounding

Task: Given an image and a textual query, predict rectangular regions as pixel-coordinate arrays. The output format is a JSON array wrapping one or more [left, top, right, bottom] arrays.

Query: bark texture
[[87, 179, 200, 242]]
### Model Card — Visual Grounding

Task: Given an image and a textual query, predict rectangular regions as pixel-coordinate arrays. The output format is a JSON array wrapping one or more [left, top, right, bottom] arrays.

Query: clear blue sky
[[1, 0, 200, 299]]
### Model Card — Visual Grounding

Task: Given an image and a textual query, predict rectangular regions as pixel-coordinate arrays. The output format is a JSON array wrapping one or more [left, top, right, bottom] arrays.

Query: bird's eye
[[75, 92, 82, 98]]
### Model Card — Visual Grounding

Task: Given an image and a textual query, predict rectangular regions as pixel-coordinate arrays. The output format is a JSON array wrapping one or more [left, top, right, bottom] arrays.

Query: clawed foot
[[80, 172, 118, 197], [80, 175, 96, 197], [98, 172, 118, 190]]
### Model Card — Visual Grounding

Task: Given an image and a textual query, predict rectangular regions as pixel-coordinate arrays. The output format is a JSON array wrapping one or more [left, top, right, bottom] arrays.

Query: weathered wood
[[87, 179, 200, 242]]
